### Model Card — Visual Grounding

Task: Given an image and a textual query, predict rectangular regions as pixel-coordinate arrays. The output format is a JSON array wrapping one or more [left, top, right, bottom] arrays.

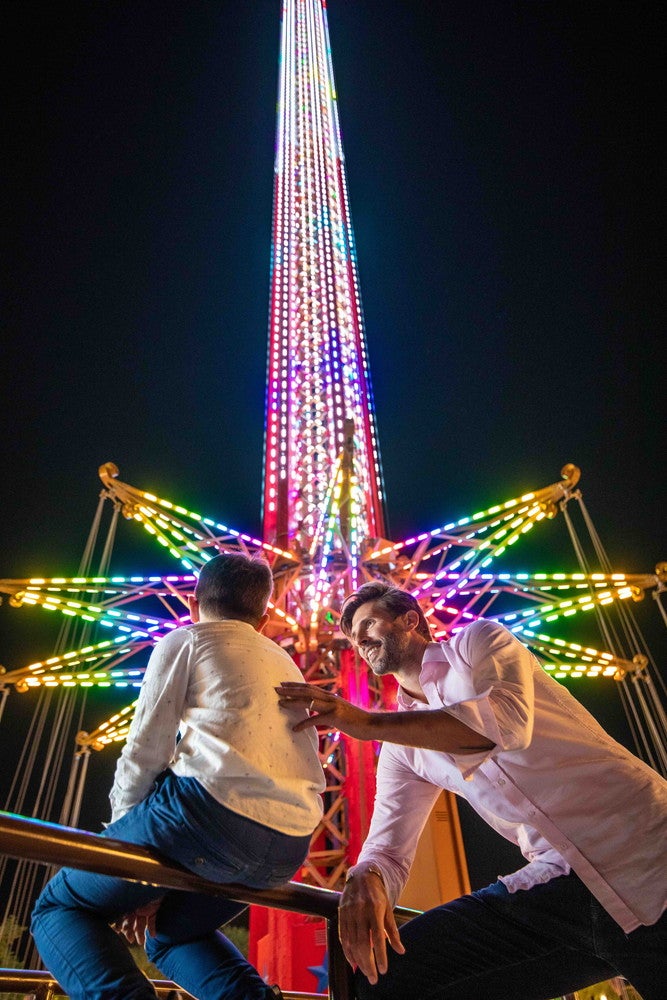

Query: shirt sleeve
[[441, 620, 535, 779], [353, 743, 441, 907], [109, 629, 191, 823]]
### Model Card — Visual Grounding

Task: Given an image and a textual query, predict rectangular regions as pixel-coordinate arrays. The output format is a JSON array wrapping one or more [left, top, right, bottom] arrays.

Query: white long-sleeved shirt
[[109, 620, 324, 836], [354, 619, 667, 932]]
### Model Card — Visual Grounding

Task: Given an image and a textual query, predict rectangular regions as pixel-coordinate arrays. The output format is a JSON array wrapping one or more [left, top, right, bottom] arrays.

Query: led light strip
[[263, 0, 385, 548]]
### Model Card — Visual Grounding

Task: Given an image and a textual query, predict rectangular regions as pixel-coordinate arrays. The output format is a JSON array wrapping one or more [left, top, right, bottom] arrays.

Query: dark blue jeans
[[355, 872, 667, 1000], [31, 771, 311, 1000]]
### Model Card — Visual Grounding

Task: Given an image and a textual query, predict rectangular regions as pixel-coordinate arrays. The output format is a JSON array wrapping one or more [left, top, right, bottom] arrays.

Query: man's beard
[[365, 630, 404, 676]]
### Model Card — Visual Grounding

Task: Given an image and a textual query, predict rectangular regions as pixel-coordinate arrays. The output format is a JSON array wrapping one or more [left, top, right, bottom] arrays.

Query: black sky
[[1, 1, 665, 886]]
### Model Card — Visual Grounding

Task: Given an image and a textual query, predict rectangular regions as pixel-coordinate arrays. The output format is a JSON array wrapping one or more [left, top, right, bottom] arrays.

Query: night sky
[[1, 2, 665, 887]]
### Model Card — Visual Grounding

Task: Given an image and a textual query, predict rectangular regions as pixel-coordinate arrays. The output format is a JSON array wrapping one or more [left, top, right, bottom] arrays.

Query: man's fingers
[[384, 913, 405, 956], [339, 913, 379, 984], [291, 715, 322, 732], [112, 898, 162, 946], [369, 922, 390, 975], [113, 915, 138, 945], [338, 874, 398, 985], [275, 683, 337, 706], [275, 682, 315, 698], [276, 683, 340, 732], [339, 892, 385, 964], [291, 706, 338, 732]]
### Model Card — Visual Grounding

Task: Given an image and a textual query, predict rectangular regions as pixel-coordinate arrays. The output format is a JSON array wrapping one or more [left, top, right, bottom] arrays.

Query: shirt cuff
[[499, 856, 570, 893], [352, 853, 408, 908], [345, 862, 385, 884]]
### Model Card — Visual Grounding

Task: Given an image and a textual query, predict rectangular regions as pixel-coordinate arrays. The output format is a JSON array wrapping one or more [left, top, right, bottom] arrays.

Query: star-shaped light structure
[[1, 459, 661, 734]]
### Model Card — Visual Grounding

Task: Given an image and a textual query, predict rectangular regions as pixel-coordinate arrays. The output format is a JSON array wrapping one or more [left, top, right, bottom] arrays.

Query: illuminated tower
[[263, 0, 385, 555], [260, 0, 394, 900]]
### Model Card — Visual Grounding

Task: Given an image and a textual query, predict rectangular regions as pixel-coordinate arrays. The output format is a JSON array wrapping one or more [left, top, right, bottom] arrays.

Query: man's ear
[[402, 609, 421, 633], [255, 612, 270, 634], [188, 594, 200, 623]]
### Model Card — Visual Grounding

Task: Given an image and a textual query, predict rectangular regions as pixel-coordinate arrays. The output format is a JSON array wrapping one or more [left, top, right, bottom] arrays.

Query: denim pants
[[31, 771, 311, 1000], [355, 871, 667, 1000]]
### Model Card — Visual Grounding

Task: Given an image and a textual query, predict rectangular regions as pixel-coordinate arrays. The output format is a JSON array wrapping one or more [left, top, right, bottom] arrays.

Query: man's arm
[[277, 620, 537, 758], [109, 630, 190, 822], [275, 683, 494, 754], [340, 744, 441, 982]]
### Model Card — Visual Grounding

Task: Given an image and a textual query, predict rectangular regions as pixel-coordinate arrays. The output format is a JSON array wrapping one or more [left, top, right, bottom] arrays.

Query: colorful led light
[[262, 0, 385, 551], [1, 6, 659, 763]]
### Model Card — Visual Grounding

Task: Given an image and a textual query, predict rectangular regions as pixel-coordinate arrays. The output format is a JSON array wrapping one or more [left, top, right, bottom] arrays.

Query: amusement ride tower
[[1, 0, 665, 989]]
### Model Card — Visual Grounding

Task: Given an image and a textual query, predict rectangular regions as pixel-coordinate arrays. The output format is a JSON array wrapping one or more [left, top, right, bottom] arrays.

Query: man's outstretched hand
[[275, 682, 374, 740], [339, 869, 405, 985]]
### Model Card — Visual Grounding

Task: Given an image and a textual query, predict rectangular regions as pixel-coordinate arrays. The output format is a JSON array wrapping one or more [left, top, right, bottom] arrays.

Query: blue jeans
[[31, 771, 311, 1000], [355, 872, 667, 1000]]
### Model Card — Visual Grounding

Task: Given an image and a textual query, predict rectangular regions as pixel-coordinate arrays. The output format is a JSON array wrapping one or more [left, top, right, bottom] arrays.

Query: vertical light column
[[263, 0, 385, 557]]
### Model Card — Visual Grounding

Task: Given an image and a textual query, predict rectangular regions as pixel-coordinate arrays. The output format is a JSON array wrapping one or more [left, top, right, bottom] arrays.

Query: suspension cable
[[559, 493, 665, 775]]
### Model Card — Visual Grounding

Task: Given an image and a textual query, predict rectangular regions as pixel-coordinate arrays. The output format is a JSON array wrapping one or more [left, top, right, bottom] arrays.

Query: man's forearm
[[278, 681, 496, 753], [363, 708, 494, 754]]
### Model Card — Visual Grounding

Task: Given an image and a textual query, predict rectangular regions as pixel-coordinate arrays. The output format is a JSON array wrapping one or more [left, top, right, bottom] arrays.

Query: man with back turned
[[32, 552, 325, 1000]]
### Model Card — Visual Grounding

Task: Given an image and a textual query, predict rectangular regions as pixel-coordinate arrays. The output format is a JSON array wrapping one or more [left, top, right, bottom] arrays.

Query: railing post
[[326, 911, 354, 1000]]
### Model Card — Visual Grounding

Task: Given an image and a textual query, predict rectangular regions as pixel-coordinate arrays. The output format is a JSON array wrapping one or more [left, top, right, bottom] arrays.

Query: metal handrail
[[0, 968, 194, 999], [0, 968, 322, 1000], [0, 811, 420, 1000]]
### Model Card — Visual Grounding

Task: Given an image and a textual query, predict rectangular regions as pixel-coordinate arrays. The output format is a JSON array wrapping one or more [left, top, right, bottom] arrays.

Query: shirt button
[[497, 778, 506, 786], [194, 857, 206, 865]]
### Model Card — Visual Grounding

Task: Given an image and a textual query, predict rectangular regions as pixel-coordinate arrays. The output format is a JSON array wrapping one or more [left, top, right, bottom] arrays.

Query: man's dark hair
[[340, 581, 432, 642], [195, 552, 273, 625]]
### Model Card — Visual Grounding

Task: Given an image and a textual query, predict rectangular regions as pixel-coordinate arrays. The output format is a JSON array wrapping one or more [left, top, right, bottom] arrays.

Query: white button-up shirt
[[355, 619, 667, 931], [110, 620, 324, 836]]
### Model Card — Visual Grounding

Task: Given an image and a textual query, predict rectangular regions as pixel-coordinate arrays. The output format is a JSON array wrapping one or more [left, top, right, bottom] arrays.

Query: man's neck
[[393, 640, 429, 702]]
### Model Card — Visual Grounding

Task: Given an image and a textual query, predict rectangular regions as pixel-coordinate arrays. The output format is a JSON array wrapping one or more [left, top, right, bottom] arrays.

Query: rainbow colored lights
[[263, 0, 385, 550], [1, 463, 660, 698], [0, 5, 661, 757]]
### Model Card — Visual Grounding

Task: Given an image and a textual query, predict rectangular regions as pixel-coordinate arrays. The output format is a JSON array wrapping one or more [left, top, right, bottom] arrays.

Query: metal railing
[[0, 811, 419, 1000], [0, 967, 322, 1000], [0, 968, 195, 999]]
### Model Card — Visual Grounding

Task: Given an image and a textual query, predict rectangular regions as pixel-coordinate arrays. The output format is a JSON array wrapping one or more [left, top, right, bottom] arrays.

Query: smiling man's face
[[349, 600, 413, 676]]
